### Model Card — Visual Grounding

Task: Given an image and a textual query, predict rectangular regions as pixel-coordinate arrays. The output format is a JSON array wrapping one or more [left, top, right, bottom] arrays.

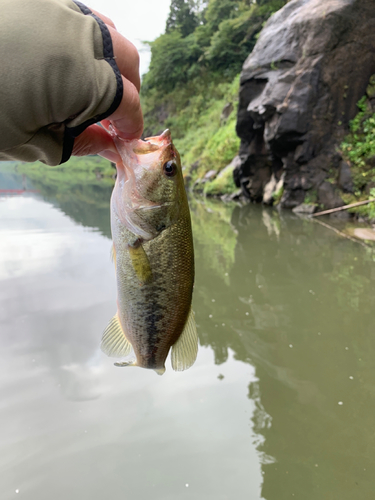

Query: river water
[[1, 163, 375, 500]]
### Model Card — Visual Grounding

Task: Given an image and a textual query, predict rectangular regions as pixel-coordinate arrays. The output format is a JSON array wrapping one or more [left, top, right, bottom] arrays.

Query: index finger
[[106, 75, 144, 140], [89, 8, 143, 138], [108, 26, 141, 92], [90, 8, 117, 30], [90, 8, 141, 92]]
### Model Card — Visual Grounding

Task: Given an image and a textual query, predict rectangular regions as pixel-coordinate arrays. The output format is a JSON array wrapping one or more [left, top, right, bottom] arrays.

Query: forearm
[[0, 0, 122, 165]]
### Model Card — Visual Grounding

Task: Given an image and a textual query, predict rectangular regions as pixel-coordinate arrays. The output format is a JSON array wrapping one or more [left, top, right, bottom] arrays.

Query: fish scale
[[115, 212, 193, 368]]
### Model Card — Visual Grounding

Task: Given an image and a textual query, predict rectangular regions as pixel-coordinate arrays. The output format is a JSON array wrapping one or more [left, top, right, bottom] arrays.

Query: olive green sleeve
[[0, 0, 123, 165]]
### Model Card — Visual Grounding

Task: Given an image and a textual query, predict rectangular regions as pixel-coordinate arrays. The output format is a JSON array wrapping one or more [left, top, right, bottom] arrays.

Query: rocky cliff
[[234, 0, 375, 209]]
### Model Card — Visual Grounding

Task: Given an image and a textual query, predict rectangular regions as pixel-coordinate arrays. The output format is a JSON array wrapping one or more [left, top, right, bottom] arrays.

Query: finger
[[107, 26, 141, 92], [89, 9, 140, 92], [101, 119, 111, 131], [107, 76, 143, 140], [90, 8, 117, 30], [72, 124, 120, 161]]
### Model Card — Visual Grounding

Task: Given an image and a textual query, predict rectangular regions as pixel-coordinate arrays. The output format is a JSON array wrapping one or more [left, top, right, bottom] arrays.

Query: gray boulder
[[234, 0, 375, 208]]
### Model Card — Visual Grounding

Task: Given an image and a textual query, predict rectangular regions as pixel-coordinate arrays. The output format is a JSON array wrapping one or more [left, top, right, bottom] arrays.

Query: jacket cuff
[[61, 1, 123, 164]]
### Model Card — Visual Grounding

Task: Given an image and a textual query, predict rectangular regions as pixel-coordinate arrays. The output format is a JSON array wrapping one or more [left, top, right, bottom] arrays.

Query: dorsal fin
[[171, 308, 198, 371], [101, 313, 132, 358]]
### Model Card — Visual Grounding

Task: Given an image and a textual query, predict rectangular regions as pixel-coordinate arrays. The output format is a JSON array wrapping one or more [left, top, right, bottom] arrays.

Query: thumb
[[72, 124, 121, 162]]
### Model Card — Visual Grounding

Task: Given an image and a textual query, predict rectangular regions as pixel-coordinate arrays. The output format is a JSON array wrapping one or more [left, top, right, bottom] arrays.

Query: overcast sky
[[87, 0, 172, 75]]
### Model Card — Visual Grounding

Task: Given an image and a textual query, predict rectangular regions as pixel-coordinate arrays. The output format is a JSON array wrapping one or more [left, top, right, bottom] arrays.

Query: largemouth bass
[[101, 129, 197, 375]]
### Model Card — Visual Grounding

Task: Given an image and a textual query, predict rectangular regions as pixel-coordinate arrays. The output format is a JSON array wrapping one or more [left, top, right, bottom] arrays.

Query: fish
[[101, 129, 197, 375]]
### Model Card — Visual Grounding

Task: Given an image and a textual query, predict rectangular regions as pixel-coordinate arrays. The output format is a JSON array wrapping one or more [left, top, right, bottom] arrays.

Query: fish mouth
[[113, 128, 175, 190], [144, 129, 171, 147], [112, 128, 173, 170], [132, 129, 172, 155]]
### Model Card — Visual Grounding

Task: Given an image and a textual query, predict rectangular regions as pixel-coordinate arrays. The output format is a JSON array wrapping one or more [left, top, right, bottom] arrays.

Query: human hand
[[72, 9, 143, 163]]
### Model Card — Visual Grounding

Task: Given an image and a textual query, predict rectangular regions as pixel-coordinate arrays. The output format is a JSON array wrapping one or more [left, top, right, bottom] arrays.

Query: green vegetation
[[203, 161, 237, 195], [340, 87, 375, 219], [340, 188, 375, 220], [272, 185, 284, 205], [166, 0, 198, 37], [175, 74, 241, 184], [15, 155, 115, 189], [303, 189, 318, 205], [190, 196, 238, 282], [341, 95, 375, 194], [141, 0, 288, 193]]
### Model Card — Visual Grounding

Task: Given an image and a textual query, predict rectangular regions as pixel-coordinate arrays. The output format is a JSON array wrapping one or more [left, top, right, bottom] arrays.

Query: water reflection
[[1, 162, 375, 499], [0, 161, 112, 237], [0, 165, 262, 500], [192, 200, 375, 500]]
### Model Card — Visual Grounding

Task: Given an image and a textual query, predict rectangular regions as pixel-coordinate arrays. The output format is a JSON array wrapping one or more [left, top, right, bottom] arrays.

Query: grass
[[142, 73, 241, 194], [340, 89, 375, 220], [203, 161, 237, 196], [303, 189, 318, 205], [341, 96, 375, 194], [340, 188, 375, 219], [273, 185, 284, 205]]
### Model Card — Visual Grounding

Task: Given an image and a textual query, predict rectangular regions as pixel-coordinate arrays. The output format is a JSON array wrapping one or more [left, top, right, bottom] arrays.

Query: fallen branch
[[311, 199, 375, 217], [312, 218, 372, 249]]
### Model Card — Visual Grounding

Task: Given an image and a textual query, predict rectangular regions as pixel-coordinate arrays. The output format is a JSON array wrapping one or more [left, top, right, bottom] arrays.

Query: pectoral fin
[[128, 243, 153, 284], [110, 244, 116, 270], [101, 313, 132, 358], [171, 308, 198, 371]]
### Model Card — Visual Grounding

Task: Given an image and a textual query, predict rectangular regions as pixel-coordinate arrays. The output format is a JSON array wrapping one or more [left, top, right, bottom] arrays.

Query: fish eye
[[163, 160, 177, 177]]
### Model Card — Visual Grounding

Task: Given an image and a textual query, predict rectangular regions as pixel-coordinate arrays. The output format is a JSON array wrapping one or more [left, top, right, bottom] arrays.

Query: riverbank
[[139, 0, 375, 223], [140, 0, 287, 198]]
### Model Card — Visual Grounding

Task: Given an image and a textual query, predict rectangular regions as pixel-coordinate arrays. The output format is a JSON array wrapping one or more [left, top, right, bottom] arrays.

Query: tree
[[204, 0, 239, 34], [166, 0, 198, 37], [142, 31, 201, 93]]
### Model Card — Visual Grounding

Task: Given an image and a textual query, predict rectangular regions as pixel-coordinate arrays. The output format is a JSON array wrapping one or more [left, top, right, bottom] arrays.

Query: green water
[[0, 165, 375, 499]]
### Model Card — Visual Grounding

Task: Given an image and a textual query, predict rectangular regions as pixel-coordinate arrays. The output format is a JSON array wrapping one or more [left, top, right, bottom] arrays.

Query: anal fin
[[101, 313, 132, 358], [171, 308, 198, 371]]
